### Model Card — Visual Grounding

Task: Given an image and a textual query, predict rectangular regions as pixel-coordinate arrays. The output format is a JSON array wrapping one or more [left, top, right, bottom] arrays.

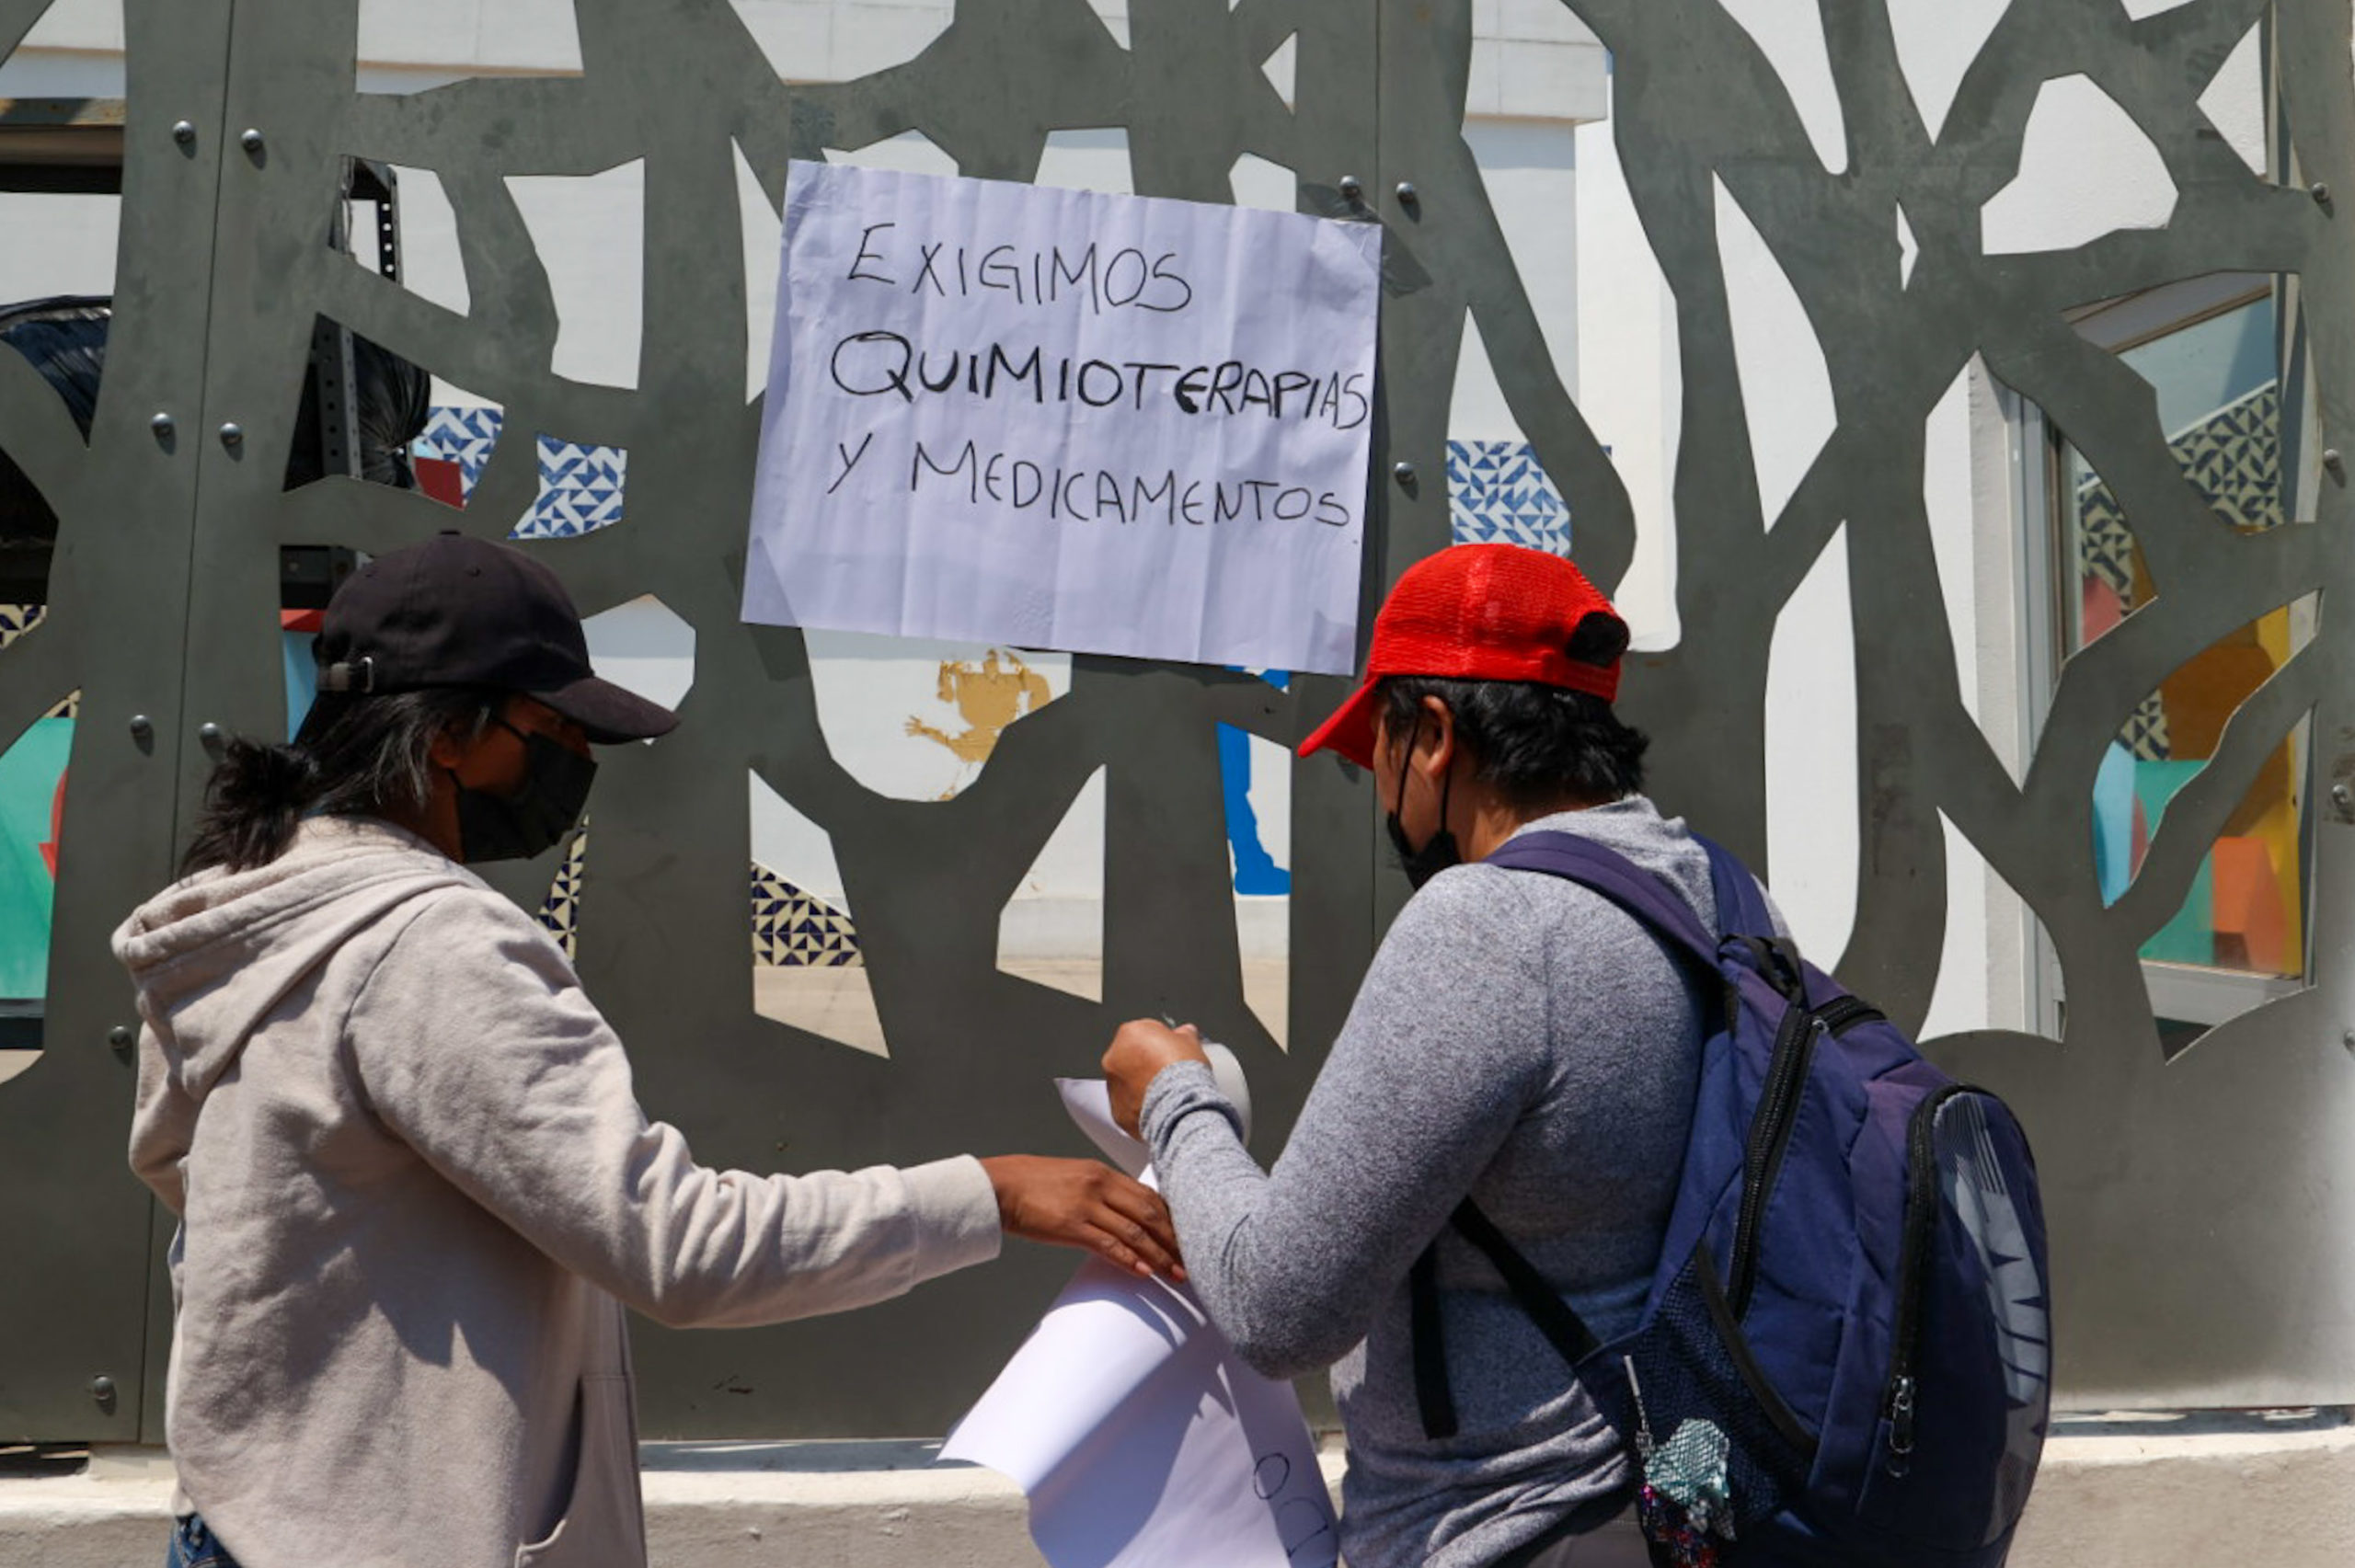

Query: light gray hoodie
[[113, 816, 1002, 1568]]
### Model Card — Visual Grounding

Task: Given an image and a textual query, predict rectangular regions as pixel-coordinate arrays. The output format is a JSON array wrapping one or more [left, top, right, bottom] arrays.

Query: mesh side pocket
[[1601, 1254, 1816, 1536]]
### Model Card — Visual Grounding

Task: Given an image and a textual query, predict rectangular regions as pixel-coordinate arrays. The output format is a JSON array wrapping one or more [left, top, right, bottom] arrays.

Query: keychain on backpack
[[1626, 1356, 1734, 1568]]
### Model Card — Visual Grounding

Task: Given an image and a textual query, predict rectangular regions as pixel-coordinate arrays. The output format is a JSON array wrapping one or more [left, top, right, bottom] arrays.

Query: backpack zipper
[[1882, 1082, 1976, 1476], [1727, 1007, 1818, 1316], [1727, 995, 1886, 1316], [1814, 994, 1883, 1036]]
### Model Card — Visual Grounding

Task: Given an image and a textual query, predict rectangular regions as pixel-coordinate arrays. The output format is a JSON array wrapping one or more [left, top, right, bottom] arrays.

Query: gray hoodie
[[1142, 798, 1749, 1568], [114, 816, 1001, 1568]]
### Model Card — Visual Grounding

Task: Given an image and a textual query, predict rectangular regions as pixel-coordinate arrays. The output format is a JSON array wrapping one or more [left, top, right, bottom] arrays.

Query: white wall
[[1449, 119, 1578, 444]]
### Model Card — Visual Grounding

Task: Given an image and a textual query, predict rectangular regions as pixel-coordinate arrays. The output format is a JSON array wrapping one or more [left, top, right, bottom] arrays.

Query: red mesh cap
[[1298, 544, 1626, 768]]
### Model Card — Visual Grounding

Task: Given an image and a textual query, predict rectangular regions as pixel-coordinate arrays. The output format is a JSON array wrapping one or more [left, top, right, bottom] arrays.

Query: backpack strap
[[1483, 831, 1726, 967], [1409, 1198, 1606, 1441], [1691, 830, 1775, 939], [1410, 828, 1768, 1442], [1452, 1199, 1601, 1368], [1496, 830, 1805, 1003], [1408, 1243, 1460, 1440]]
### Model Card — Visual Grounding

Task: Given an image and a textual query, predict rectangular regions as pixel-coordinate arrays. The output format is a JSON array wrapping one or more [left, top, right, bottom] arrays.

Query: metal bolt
[[197, 722, 225, 747], [1392, 460, 1417, 486], [2326, 449, 2346, 480], [150, 411, 174, 441], [2343, 1028, 2355, 1054], [2333, 781, 2354, 817], [107, 1025, 133, 1060], [1337, 175, 1364, 203], [170, 120, 196, 147], [218, 422, 243, 449], [239, 127, 264, 156], [1395, 181, 1419, 205], [2313, 181, 2332, 206], [89, 1376, 116, 1412], [128, 713, 153, 738]]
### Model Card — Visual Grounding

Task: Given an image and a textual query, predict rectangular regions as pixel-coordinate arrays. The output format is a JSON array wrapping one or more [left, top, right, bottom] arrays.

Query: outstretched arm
[[352, 889, 1175, 1330]]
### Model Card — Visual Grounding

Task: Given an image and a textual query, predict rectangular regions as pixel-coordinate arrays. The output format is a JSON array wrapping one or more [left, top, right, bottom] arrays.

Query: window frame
[[2023, 272, 2315, 1030]]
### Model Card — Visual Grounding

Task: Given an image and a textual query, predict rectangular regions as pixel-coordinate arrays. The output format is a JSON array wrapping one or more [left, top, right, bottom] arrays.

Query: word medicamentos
[[902, 438, 1356, 530], [828, 331, 1372, 433]]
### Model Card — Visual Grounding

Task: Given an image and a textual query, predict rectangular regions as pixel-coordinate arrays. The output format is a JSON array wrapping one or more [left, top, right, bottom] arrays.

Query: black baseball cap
[[316, 530, 679, 744]]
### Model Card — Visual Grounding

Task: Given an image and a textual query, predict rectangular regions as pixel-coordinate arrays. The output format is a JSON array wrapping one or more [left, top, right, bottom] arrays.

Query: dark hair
[[180, 687, 502, 875], [1375, 613, 1647, 806]]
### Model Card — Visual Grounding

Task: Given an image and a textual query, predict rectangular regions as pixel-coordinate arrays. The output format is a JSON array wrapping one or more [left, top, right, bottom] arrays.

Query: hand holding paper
[[942, 1046, 1337, 1568], [1101, 1018, 1215, 1138], [978, 1155, 1185, 1281]]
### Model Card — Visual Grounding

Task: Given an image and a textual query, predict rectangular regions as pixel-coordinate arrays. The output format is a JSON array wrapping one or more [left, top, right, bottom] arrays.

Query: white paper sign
[[940, 1060, 1337, 1568], [742, 161, 1383, 675]]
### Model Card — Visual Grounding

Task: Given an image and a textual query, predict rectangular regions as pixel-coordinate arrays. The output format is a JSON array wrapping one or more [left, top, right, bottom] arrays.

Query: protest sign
[[741, 162, 1384, 675]]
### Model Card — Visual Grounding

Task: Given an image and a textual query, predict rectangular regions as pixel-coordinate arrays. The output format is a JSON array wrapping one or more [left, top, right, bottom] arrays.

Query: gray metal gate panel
[[0, 0, 234, 1441], [158, 0, 1381, 1437], [5, 0, 2355, 1438], [1556, 0, 2355, 1407]]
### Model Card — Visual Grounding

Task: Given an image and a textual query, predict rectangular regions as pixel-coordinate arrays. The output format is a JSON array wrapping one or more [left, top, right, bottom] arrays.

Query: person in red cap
[[1106, 543, 1775, 1568], [113, 532, 1182, 1568]]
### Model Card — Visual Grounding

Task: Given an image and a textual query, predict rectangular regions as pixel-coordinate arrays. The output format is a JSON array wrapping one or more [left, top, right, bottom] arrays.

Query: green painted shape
[[0, 718, 74, 1002], [2132, 759, 2216, 966]]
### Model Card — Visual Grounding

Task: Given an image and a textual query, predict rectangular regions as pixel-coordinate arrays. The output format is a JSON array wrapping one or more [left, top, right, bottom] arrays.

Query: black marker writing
[[856, 231, 1196, 315], [904, 439, 1356, 529], [827, 329, 1370, 431], [828, 432, 874, 495], [847, 223, 896, 285], [831, 331, 914, 401]]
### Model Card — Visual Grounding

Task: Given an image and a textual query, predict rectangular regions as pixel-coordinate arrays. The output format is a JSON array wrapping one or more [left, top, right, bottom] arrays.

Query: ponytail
[[180, 738, 324, 875], [177, 686, 501, 876]]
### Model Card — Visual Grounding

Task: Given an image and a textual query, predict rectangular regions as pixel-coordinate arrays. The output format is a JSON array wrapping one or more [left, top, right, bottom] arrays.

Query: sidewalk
[[4, 1416, 2348, 1566]]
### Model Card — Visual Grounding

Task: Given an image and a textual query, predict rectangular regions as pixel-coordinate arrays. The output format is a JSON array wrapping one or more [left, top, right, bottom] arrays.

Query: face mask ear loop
[[1432, 729, 1455, 855]]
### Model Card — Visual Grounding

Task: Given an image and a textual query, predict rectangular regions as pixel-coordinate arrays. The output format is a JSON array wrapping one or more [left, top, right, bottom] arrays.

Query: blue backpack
[[1408, 831, 2051, 1567]]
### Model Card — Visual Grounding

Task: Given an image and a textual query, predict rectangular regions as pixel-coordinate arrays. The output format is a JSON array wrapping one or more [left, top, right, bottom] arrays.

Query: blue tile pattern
[[419, 404, 502, 492], [533, 438, 627, 537], [417, 405, 627, 539], [1446, 440, 1571, 554]]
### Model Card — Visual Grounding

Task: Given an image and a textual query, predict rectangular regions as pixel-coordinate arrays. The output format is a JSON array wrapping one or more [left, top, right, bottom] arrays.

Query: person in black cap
[[193, 527, 685, 873], [113, 531, 1182, 1568]]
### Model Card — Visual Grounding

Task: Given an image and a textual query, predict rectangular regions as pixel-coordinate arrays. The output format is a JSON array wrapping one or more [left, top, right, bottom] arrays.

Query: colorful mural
[[2068, 307, 2305, 979]]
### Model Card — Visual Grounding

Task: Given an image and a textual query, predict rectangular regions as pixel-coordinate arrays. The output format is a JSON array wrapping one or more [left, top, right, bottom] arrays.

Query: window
[[2044, 273, 2315, 1024]]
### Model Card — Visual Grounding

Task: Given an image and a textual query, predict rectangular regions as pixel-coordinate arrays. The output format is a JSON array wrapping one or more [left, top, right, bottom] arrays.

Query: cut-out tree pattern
[[1, 0, 2349, 1434]]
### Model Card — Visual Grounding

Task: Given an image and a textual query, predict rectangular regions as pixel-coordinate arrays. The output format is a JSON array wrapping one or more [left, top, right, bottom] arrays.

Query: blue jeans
[[166, 1515, 242, 1568]]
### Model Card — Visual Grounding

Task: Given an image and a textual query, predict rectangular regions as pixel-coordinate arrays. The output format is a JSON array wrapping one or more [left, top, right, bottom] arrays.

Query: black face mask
[[449, 722, 596, 864], [1385, 751, 1461, 890]]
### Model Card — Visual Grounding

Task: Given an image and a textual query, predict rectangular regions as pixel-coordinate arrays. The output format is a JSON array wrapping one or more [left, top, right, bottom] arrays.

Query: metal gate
[[1, 0, 2350, 1442]]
